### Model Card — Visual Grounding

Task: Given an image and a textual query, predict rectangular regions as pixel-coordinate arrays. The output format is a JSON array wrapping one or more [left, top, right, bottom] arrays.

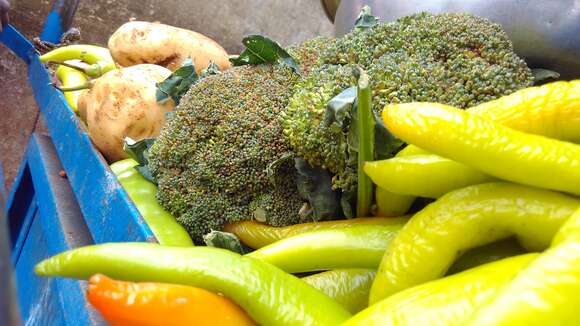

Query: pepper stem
[[53, 81, 93, 92]]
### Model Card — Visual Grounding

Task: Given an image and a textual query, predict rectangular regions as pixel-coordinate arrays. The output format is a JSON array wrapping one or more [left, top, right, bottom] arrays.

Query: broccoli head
[[149, 64, 308, 243], [282, 12, 533, 191]]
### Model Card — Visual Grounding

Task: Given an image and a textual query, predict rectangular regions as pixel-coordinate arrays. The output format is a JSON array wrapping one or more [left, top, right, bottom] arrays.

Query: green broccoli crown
[[149, 64, 306, 243], [282, 12, 533, 191], [287, 37, 336, 75], [282, 64, 358, 175]]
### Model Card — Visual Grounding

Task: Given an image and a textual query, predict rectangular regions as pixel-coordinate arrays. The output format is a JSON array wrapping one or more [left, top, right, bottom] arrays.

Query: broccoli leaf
[[123, 137, 156, 183], [203, 230, 249, 254], [200, 61, 221, 78], [354, 5, 379, 32], [230, 35, 300, 73], [340, 189, 356, 219], [294, 158, 341, 221], [532, 68, 560, 85], [157, 59, 221, 105], [324, 86, 356, 128]]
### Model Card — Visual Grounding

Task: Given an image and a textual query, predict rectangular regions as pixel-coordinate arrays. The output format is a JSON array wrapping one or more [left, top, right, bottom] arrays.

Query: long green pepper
[[369, 182, 580, 304], [111, 159, 193, 246], [247, 224, 404, 273], [464, 207, 580, 325], [382, 102, 580, 196], [345, 254, 538, 325], [302, 269, 376, 314], [35, 243, 352, 326]]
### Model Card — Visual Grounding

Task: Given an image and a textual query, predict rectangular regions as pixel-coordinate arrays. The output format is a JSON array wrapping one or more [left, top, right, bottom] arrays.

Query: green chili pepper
[[56, 62, 88, 113], [371, 142, 420, 217], [224, 217, 408, 249], [397, 144, 429, 157], [34, 243, 352, 326], [374, 186, 415, 217], [40, 44, 116, 77], [402, 80, 580, 156], [247, 224, 404, 273], [302, 269, 376, 314], [465, 207, 580, 325], [369, 182, 580, 304], [345, 254, 538, 326], [382, 102, 580, 196], [110, 159, 193, 246], [366, 155, 496, 198]]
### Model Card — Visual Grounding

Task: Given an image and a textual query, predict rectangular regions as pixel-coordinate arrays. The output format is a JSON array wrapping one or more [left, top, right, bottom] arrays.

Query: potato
[[78, 64, 174, 162], [108, 21, 231, 73]]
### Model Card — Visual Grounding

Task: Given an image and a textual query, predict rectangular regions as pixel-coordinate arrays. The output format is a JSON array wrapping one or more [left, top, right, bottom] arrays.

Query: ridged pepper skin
[[224, 217, 408, 249], [374, 186, 415, 217], [56, 63, 88, 113], [468, 80, 580, 143], [369, 182, 580, 304], [465, 208, 580, 325], [382, 102, 580, 195], [365, 155, 495, 198], [87, 274, 256, 326], [403, 80, 580, 156], [302, 269, 376, 314], [110, 159, 193, 246], [35, 243, 352, 326], [247, 224, 404, 273], [344, 254, 538, 326]]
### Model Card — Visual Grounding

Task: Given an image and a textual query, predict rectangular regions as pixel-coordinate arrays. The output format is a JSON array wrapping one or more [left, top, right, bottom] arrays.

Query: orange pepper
[[87, 274, 256, 326]]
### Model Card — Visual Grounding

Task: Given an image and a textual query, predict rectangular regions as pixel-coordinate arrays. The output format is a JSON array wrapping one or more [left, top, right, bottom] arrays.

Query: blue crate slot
[[7, 134, 105, 325]]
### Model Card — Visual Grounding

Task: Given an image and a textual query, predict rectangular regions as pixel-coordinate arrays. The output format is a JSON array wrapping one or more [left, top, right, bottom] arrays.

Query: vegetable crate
[[0, 7, 155, 245], [6, 134, 104, 325], [0, 0, 156, 323]]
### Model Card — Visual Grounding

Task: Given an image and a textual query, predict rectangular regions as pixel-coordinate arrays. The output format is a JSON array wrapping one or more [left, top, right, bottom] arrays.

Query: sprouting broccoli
[[149, 38, 334, 243], [282, 12, 534, 192]]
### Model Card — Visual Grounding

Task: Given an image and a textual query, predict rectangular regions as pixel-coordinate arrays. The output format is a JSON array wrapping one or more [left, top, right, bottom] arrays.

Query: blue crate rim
[[0, 1, 157, 244]]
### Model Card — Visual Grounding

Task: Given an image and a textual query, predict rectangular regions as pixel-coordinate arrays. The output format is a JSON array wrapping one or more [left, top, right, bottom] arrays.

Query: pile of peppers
[[35, 80, 580, 325]]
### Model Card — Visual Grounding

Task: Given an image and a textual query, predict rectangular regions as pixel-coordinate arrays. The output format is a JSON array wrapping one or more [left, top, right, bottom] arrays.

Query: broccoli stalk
[[355, 68, 374, 217]]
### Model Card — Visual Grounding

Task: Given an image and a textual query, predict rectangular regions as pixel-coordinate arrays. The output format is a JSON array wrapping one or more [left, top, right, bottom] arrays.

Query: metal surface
[[333, 0, 580, 79], [7, 134, 105, 325], [0, 23, 156, 244], [321, 0, 341, 22]]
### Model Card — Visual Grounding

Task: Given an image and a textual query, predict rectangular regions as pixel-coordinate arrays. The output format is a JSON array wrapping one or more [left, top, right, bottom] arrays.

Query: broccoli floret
[[282, 64, 358, 174], [282, 13, 533, 192], [149, 64, 307, 243], [287, 37, 335, 75], [149, 37, 339, 243]]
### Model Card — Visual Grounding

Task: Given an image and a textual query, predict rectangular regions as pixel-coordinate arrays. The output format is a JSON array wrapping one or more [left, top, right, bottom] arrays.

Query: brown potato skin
[[78, 64, 174, 162], [108, 21, 231, 73]]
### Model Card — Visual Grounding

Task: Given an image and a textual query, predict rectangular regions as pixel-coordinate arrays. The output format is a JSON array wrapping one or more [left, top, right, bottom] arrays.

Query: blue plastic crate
[[0, 3, 156, 244], [7, 133, 105, 325], [1, 1, 160, 324]]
